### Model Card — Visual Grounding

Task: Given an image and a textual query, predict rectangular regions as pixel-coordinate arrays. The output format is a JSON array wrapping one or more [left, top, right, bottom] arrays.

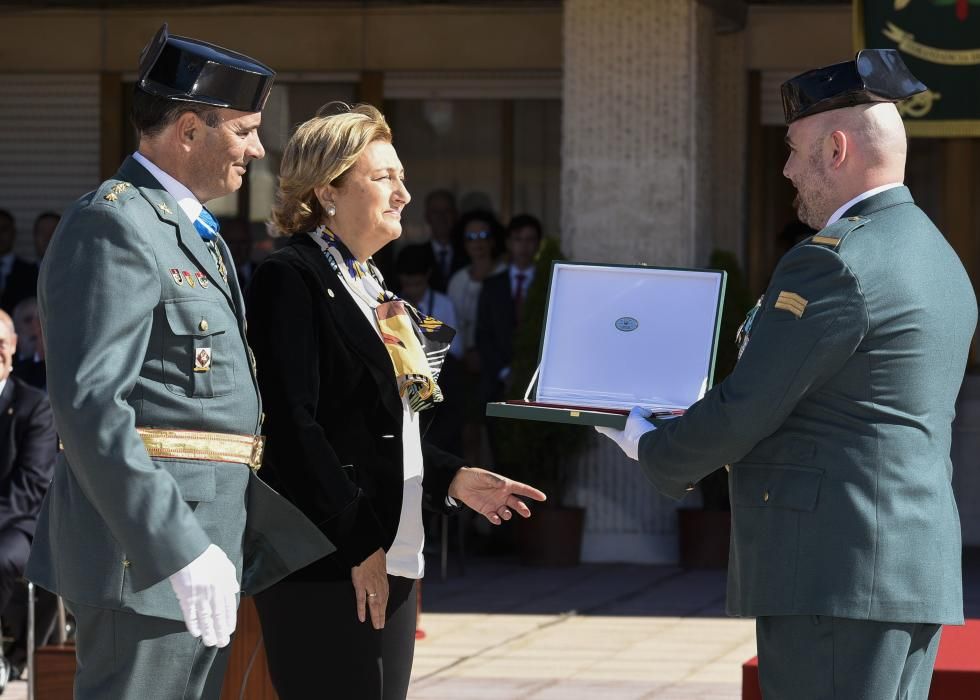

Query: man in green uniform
[[599, 49, 978, 699], [26, 25, 333, 699]]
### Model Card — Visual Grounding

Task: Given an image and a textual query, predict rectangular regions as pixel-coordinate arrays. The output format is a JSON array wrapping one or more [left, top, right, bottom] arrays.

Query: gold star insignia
[[104, 192, 118, 202]]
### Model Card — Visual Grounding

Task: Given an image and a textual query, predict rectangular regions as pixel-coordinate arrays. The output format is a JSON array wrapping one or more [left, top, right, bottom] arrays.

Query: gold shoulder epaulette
[[102, 181, 133, 202], [808, 215, 867, 250]]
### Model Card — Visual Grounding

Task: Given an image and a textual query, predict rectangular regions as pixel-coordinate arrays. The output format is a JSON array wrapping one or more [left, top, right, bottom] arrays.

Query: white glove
[[168, 544, 239, 648], [595, 406, 657, 460]]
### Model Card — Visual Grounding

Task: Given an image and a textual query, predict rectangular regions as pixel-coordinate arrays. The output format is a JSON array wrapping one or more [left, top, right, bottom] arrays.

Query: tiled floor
[[408, 555, 980, 700], [10, 556, 980, 699], [409, 560, 753, 699]]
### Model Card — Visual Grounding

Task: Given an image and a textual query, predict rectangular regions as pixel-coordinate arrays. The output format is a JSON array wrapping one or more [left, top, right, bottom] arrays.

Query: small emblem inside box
[[615, 316, 639, 332]]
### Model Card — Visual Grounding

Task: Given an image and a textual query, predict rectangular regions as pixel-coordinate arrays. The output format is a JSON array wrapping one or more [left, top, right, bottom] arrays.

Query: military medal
[[183, 271, 196, 288], [171, 268, 183, 285], [193, 347, 212, 373], [195, 271, 209, 289], [736, 296, 763, 360]]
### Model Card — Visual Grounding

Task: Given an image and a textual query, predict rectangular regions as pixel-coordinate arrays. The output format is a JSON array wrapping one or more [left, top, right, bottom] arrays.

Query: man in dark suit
[[598, 51, 977, 700], [0, 308, 55, 616], [398, 190, 465, 293], [0, 211, 38, 314], [0, 308, 56, 681], [475, 214, 543, 406]]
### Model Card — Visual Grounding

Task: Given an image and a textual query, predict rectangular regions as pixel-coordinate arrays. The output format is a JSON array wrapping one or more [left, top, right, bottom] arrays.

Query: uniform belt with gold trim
[[136, 428, 265, 471]]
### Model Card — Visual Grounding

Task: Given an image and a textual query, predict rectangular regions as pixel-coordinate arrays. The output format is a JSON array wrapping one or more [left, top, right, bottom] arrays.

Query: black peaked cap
[[781, 49, 926, 125], [138, 23, 275, 113]]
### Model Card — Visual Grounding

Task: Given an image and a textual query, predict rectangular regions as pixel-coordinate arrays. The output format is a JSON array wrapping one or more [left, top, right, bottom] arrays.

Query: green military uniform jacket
[[639, 187, 977, 625], [26, 157, 334, 622]]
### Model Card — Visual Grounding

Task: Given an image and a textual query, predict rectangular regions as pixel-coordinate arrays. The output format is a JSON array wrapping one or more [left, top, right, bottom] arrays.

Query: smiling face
[[783, 119, 836, 230], [187, 108, 265, 203], [323, 140, 411, 260]]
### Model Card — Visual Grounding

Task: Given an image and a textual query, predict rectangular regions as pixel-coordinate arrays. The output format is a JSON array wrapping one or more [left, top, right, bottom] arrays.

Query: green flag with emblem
[[855, 0, 980, 136]]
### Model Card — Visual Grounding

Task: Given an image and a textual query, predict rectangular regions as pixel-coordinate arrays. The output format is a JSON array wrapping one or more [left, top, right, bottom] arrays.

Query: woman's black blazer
[[246, 234, 465, 582]]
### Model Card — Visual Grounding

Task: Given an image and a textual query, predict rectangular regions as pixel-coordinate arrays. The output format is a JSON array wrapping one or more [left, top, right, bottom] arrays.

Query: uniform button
[[327, 288, 336, 298], [763, 489, 770, 503], [199, 319, 209, 332], [685, 483, 695, 492]]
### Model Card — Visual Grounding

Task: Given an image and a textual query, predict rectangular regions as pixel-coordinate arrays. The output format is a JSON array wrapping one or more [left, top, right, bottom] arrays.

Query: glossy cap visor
[[138, 28, 275, 113], [781, 49, 926, 124]]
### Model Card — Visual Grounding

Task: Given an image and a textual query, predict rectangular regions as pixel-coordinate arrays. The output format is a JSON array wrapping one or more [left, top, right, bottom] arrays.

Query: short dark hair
[[396, 244, 434, 277], [454, 208, 504, 257], [130, 86, 220, 138], [507, 213, 543, 242]]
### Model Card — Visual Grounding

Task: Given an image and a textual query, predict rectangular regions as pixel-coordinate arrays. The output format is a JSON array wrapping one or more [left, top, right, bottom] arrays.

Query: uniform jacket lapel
[[289, 236, 403, 422], [115, 157, 235, 306]]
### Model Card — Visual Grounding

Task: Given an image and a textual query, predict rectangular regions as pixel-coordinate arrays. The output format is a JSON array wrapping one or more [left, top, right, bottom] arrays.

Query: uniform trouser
[[66, 600, 232, 700], [756, 615, 942, 700], [255, 575, 417, 700]]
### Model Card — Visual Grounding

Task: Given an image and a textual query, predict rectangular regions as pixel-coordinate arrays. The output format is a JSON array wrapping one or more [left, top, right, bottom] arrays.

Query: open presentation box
[[485, 262, 727, 430]]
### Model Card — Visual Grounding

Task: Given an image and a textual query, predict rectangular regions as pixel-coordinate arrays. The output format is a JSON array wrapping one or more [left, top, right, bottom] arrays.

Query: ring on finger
[[367, 592, 378, 598]]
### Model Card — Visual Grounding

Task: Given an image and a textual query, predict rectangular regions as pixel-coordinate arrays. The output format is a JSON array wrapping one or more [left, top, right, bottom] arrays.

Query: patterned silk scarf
[[310, 225, 456, 412]]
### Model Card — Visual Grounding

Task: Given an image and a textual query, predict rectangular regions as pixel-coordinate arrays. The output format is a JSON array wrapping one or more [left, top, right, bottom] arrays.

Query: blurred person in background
[[396, 244, 463, 456], [32, 212, 60, 262], [446, 209, 506, 463], [476, 214, 543, 407], [11, 298, 44, 391], [0, 211, 38, 314], [0, 310, 56, 680]]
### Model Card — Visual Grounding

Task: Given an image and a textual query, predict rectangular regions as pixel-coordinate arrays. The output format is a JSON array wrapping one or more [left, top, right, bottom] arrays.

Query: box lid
[[533, 262, 726, 412]]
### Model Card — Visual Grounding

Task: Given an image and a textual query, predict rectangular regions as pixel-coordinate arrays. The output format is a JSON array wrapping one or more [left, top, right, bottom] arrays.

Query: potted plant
[[490, 237, 589, 566]]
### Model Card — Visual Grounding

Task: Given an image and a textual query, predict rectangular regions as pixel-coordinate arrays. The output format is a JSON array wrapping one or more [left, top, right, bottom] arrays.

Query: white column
[[561, 0, 742, 563]]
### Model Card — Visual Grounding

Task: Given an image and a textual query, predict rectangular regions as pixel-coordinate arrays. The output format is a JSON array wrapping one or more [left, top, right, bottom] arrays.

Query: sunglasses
[[464, 230, 492, 241]]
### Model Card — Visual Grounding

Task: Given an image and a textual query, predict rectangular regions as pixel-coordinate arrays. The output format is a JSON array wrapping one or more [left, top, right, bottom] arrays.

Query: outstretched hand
[[448, 467, 547, 525]]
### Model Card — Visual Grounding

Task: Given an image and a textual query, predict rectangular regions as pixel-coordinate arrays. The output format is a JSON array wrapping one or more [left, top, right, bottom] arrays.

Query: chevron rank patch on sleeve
[[774, 291, 808, 318]]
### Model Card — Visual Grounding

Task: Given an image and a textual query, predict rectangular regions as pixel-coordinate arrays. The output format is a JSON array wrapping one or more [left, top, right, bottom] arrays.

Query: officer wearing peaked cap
[[25, 24, 334, 699], [598, 49, 977, 699]]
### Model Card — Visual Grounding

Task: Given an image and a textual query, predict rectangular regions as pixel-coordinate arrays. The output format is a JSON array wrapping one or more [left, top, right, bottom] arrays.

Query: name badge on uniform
[[194, 347, 212, 373]]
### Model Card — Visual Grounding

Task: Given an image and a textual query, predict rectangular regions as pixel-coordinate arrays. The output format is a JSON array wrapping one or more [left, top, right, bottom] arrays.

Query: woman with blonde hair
[[245, 103, 545, 699]]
